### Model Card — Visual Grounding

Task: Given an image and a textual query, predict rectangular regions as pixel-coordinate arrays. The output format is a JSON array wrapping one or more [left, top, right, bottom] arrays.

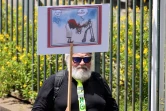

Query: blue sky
[[52, 8, 98, 27]]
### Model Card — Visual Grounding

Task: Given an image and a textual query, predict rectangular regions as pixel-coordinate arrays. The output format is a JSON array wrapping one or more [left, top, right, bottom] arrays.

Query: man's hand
[[65, 107, 69, 111]]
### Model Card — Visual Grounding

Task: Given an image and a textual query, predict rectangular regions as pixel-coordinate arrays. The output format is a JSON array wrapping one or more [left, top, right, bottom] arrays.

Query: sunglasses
[[72, 57, 92, 63]]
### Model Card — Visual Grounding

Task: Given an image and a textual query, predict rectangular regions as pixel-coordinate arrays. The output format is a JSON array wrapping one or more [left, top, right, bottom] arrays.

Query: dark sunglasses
[[72, 57, 92, 63]]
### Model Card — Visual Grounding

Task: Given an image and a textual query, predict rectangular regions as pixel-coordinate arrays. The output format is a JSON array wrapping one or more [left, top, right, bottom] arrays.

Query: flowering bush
[[104, 7, 150, 110], [0, 1, 150, 109]]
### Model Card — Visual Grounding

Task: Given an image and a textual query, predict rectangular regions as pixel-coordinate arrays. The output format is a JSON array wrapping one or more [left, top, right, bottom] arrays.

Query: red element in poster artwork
[[47, 5, 102, 48]]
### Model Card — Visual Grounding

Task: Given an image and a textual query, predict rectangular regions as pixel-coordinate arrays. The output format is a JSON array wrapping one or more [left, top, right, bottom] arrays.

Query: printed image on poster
[[47, 6, 102, 47]]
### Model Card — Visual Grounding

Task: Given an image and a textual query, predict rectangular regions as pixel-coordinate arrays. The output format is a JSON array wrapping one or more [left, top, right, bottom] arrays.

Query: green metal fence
[[0, 0, 164, 110]]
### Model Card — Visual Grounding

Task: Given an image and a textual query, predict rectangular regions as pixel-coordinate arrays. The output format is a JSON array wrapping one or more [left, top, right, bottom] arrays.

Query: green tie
[[76, 80, 86, 111]]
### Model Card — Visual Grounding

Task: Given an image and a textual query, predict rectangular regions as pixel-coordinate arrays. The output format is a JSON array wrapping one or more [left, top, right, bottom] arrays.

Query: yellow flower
[[27, 53, 31, 57], [16, 46, 21, 52], [143, 61, 147, 66], [23, 61, 27, 64], [23, 84, 27, 88], [144, 27, 148, 31], [120, 69, 124, 74], [23, 48, 26, 52], [18, 6, 22, 11], [0, 34, 4, 41], [13, 70, 16, 73], [128, 48, 132, 55], [143, 48, 148, 54], [19, 55, 23, 61], [7, 62, 10, 65], [120, 46, 125, 53], [40, 81, 43, 86], [13, 37, 16, 41], [24, 16, 27, 21], [136, 54, 140, 59], [41, 56, 44, 61], [136, 7, 140, 12], [3, 46, 8, 51], [120, 16, 125, 21], [120, 80, 124, 85], [12, 56, 17, 61], [5, 34, 9, 38], [144, 6, 148, 11], [1, 66, 5, 71], [8, 52, 12, 56]]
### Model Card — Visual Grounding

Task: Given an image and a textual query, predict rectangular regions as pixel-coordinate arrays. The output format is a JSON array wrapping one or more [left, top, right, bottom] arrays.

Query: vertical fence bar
[[92, 0, 101, 72], [0, 0, 2, 33], [148, 0, 152, 110], [151, 0, 158, 110], [102, 0, 106, 78], [37, 0, 41, 92], [56, 0, 59, 5], [62, 54, 65, 70], [102, 0, 106, 77], [116, 0, 121, 107], [21, 0, 24, 52], [26, 0, 29, 53], [55, 0, 59, 73], [93, 52, 100, 73], [44, 0, 47, 80], [63, 0, 65, 5], [139, 0, 144, 110], [10, 0, 13, 41], [74, 0, 77, 5], [49, 55, 52, 75], [16, 0, 19, 61], [44, 0, 47, 5], [68, 0, 71, 5], [109, 0, 113, 94], [93, 0, 101, 74], [156, 0, 160, 110], [50, 0, 53, 6], [82, 0, 85, 4], [32, 0, 35, 90], [94, 0, 100, 4], [55, 54, 58, 73], [88, 0, 91, 4], [62, 0, 66, 70], [44, 55, 47, 80], [132, 0, 136, 110], [49, 0, 53, 76], [124, 0, 129, 110], [102, 53, 105, 79], [5, 0, 8, 33]]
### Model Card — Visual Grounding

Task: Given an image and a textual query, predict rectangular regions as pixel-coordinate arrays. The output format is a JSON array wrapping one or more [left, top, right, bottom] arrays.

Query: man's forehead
[[72, 53, 92, 57]]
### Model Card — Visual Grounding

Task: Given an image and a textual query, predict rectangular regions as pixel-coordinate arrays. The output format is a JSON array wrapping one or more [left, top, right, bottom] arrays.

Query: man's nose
[[79, 59, 85, 65]]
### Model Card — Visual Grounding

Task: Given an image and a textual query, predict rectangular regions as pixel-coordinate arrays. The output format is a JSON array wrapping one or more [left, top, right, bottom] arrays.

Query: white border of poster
[[37, 4, 110, 55]]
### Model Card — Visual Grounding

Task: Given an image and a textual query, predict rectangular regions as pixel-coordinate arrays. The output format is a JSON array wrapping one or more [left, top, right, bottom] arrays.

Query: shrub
[[0, 1, 150, 109]]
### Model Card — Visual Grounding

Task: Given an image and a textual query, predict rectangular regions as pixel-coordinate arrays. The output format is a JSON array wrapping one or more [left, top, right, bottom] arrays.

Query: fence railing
[[0, 0, 164, 111]]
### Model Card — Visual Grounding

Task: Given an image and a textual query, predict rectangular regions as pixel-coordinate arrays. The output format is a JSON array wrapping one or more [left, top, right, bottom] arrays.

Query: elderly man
[[32, 53, 118, 111]]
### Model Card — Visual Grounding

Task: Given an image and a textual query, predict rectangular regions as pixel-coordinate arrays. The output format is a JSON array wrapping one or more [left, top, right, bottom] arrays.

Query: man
[[32, 53, 118, 111]]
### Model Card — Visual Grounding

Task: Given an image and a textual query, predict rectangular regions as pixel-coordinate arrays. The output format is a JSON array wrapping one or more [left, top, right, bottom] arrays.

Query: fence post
[[151, 0, 160, 111], [160, 0, 166, 110]]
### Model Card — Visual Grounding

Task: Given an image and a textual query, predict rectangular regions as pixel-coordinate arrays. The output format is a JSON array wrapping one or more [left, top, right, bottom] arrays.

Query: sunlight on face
[[65, 53, 93, 82]]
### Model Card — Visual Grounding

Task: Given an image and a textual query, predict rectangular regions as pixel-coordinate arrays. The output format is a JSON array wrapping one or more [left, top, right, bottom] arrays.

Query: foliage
[[0, 0, 150, 109], [103, 7, 150, 110]]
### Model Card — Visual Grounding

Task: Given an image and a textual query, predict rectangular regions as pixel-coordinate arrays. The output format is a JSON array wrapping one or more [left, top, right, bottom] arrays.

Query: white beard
[[65, 54, 93, 82], [71, 66, 91, 82]]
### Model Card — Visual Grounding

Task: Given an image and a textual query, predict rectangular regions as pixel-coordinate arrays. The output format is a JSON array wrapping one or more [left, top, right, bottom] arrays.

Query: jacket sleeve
[[103, 79, 119, 111], [32, 75, 55, 111]]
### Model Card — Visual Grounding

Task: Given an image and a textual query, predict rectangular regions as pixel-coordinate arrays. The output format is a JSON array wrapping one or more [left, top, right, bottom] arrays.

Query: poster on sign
[[37, 4, 110, 55]]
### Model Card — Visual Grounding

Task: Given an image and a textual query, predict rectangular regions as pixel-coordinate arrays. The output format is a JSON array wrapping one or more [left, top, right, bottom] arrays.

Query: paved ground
[[0, 97, 32, 111]]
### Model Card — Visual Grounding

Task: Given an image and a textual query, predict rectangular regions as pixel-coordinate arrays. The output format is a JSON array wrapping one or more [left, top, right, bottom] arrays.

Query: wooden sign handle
[[66, 42, 73, 111]]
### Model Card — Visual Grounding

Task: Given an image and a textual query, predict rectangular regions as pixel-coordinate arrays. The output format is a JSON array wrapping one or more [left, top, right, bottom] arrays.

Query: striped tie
[[76, 80, 86, 111]]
